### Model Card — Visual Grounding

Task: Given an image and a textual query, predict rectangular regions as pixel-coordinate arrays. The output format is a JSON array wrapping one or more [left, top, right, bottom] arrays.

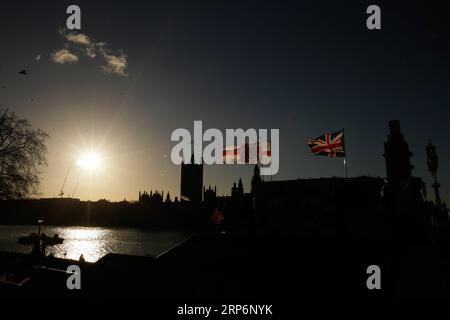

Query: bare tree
[[0, 108, 48, 199]]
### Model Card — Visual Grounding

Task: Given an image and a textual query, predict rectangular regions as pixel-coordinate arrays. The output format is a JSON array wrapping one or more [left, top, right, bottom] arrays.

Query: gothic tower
[[238, 178, 244, 197], [251, 164, 262, 195], [180, 155, 203, 203], [383, 120, 414, 185]]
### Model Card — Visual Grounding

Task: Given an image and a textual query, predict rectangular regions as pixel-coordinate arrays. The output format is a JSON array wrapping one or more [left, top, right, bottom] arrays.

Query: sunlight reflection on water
[[0, 225, 190, 262]]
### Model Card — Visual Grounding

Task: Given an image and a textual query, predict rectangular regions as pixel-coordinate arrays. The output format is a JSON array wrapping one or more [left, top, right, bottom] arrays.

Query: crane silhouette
[[71, 181, 79, 198], [58, 166, 71, 198]]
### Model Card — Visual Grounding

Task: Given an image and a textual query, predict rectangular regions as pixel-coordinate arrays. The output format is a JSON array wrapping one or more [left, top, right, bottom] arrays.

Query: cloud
[[65, 33, 91, 46], [52, 31, 128, 76], [101, 53, 128, 76], [51, 49, 79, 64]]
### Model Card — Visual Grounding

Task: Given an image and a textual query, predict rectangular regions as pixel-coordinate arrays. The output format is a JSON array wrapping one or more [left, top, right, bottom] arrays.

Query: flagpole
[[344, 157, 347, 178], [342, 128, 347, 178]]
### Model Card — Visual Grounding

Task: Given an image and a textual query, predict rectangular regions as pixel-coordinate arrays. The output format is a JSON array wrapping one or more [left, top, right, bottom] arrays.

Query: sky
[[0, 0, 449, 203]]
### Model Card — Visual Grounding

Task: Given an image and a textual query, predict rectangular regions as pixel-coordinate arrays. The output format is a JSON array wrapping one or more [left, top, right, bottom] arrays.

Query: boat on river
[[18, 233, 64, 245], [17, 219, 64, 246]]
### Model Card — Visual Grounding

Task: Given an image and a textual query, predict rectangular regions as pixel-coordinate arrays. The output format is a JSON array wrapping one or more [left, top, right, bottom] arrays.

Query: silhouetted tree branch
[[0, 108, 48, 199]]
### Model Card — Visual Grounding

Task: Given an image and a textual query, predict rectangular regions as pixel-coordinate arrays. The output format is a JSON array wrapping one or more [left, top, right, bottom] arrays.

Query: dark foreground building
[[255, 176, 387, 237]]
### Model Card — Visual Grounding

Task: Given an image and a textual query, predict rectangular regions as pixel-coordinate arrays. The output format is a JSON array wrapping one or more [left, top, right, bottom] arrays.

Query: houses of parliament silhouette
[[0, 120, 447, 234], [133, 119, 446, 239]]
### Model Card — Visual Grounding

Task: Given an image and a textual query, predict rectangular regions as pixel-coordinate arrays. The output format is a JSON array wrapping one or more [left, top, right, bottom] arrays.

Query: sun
[[76, 152, 102, 171]]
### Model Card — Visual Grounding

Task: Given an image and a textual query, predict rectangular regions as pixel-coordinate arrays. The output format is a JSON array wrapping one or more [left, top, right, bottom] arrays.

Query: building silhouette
[[382, 120, 429, 242], [138, 190, 164, 204], [0, 120, 442, 237], [231, 178, 244, 198], [180, 155, 203, 203], [203, 186, 217, 207], [383, 120, 414, 185], [251, 165, 262, 195]]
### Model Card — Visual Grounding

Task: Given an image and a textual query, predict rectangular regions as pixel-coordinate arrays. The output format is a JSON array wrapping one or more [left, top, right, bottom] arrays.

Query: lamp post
[[426, 141, 442, 212]]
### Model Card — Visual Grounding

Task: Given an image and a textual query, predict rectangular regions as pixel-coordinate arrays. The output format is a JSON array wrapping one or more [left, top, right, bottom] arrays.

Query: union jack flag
[[307, 130, 345, 157]]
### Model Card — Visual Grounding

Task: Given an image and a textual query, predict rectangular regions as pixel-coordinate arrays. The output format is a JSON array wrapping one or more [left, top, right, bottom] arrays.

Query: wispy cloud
[[51, 31, 128, 76], [65, 33, 91, 46], [51, 49, 79, 64], [101, 53, 128, 76]]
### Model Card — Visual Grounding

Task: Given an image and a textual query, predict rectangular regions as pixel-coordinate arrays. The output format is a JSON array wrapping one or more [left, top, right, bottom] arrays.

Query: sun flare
[[76, 152, 102, 171]]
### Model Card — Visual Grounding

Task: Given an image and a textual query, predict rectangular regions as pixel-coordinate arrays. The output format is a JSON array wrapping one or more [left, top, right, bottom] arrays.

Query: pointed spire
[[238, 178, 244, 196], [252, 164, 262, 195]]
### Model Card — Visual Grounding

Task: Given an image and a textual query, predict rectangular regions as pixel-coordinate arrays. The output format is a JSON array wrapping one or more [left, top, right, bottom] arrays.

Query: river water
[[0, 225, 191, 262]]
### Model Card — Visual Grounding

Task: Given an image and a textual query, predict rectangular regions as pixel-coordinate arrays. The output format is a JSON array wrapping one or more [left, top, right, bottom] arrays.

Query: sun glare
[[76, 152, 102, 171]]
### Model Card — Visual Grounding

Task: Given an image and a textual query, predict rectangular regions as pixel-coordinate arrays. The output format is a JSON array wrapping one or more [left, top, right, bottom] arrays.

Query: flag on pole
[[211, 208, 224, 225], [307, 130, 345, 157], [222, 141, 271, 164]]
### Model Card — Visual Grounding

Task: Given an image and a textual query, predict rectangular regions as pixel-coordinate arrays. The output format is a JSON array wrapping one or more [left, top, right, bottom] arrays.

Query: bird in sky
[[18, 69, 28, 75]]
